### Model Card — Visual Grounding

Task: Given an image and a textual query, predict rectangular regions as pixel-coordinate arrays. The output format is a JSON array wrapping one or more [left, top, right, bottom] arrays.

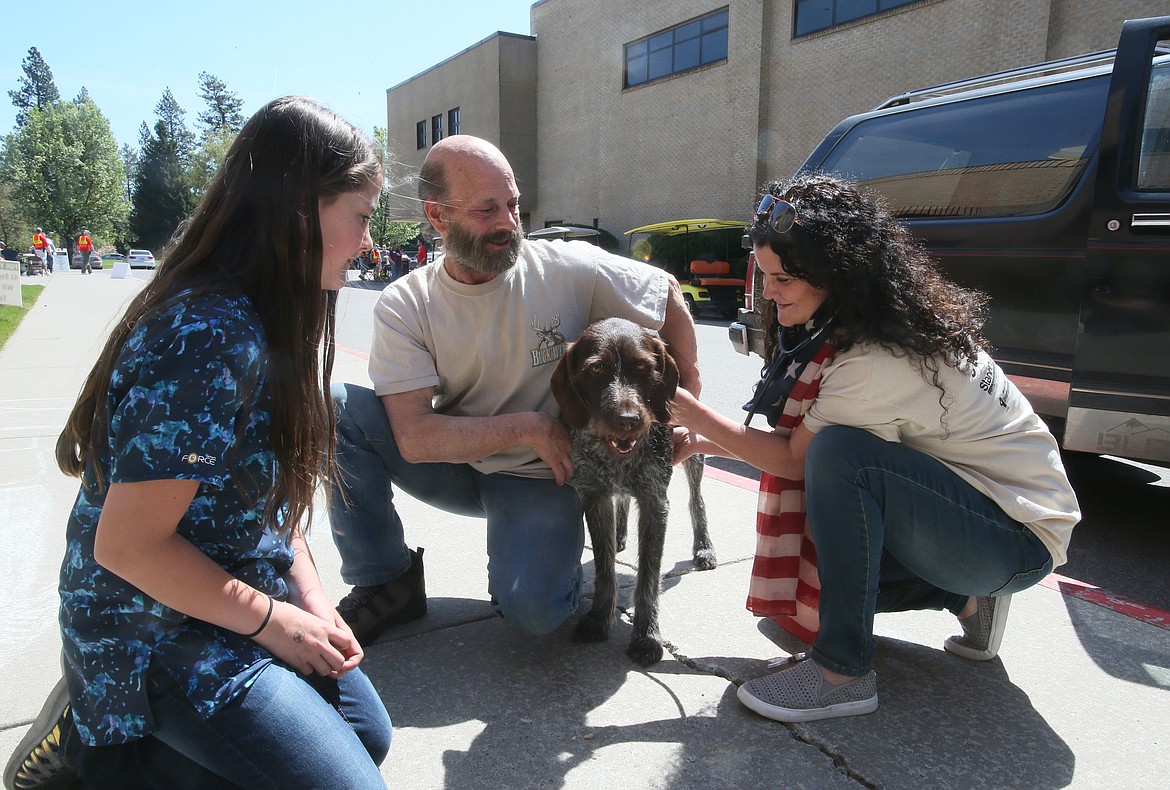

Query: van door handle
[[1131, 213, 1170, 229]]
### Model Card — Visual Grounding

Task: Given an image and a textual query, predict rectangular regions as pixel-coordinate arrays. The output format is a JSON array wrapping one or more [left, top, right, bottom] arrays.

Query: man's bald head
[[419, 135, 514, 205]]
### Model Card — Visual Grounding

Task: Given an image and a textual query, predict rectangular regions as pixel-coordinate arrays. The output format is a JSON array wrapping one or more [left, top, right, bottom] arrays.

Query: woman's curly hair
[[748, 172, 990, 389]]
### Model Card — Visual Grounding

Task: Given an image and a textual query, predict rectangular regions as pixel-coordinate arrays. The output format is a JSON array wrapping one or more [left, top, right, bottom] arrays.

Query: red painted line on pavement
[[1041, 573, 1170, 630], [337, 344, 369, 360], [703, 464, 759, 491]]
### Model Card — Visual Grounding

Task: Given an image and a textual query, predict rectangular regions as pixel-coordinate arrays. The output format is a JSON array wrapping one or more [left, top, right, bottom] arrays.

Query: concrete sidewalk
[[1, 272, 1167, 789]]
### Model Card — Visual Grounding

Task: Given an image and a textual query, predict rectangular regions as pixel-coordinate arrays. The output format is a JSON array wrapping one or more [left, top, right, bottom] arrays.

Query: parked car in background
[[127, 249, 156, 269], [102, 252, 126, 264], [626, 219, 746, 319], [71, 252, 103, 269], [730, 15, 1170, 465]]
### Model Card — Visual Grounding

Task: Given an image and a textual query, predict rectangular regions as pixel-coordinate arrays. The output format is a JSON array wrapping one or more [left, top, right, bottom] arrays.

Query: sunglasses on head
[[755, 194, 798, 236]]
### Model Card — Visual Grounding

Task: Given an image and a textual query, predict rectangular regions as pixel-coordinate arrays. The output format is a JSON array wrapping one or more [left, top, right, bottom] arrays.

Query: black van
[[730, 16, 1170, 465]]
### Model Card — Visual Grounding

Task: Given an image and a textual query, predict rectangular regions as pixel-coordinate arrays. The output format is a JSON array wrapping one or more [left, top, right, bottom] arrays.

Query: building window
[[795, 0, 919, 37], [416, 120, 427, 150], [432, 114, 443, 143], [624, 7, 729, 89], [448, 107, 461, 136]]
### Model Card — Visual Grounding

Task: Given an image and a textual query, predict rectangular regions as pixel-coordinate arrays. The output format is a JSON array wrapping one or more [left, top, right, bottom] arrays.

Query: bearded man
[[330, 135, 700, 644]]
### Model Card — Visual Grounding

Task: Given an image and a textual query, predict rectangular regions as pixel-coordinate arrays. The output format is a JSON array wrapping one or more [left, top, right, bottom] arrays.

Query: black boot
[[336, 548, 427, 646]]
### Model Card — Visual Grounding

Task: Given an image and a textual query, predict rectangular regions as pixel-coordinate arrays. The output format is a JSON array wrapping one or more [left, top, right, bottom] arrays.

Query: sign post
[[0, 261, 22, 307]]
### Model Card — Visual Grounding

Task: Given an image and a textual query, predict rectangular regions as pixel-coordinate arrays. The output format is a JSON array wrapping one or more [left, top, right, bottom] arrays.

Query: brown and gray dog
[[551, 317, 716, 666]]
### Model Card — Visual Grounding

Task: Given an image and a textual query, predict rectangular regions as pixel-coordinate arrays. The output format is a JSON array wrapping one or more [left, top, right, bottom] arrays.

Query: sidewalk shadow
[[1056, 581, 1170, 689], [1056, 452, 1170, 688], [746, 619, 1075, 789], [363, 602, 1074, 789], [1060, 452, 1170, 612], [362, 603, 765, 789]]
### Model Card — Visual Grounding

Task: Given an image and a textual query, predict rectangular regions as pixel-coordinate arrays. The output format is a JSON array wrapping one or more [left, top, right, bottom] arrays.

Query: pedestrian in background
[[76, 230, 95, 275], [31, 227, 53, 275], [389, 243, 404, 279], [4, 96, 391, 790]]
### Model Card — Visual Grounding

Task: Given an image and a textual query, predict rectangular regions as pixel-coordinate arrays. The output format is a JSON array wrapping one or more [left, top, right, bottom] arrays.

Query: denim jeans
[[804, 426, 1053, 677], [76, 663, 390, 788], [330, 383, 585, 634]]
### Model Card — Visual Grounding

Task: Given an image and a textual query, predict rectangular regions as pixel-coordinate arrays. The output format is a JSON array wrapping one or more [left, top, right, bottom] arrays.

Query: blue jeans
[[804, 426, 1053, 677], [330, 383, 585, 634], [76, 663, 390, 788]]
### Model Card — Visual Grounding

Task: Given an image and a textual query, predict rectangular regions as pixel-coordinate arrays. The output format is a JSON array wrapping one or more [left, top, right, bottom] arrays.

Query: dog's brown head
[[550, 317, 680, 457]]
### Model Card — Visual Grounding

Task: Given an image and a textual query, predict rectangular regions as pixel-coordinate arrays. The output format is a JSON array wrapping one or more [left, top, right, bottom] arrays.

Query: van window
[[819, 75, 1110, 217], [1136, 53, 1170, 190]]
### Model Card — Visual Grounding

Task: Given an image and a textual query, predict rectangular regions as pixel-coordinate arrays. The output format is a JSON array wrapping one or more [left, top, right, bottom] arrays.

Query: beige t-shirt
[[369, 239, 670, 477], [802, 343, 1080, 566]]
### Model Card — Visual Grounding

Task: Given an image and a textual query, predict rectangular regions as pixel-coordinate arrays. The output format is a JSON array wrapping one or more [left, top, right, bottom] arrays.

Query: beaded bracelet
[[244, 595, 274, 638]]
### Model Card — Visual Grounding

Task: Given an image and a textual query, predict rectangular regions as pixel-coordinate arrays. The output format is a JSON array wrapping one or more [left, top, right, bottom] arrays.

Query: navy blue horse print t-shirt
[[59, 291, 294, 746]]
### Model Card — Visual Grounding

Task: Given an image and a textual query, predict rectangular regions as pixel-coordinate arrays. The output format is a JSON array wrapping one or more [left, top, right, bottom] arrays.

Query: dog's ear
[[650, 335, 680, 423], [550, 341, 591, 429]]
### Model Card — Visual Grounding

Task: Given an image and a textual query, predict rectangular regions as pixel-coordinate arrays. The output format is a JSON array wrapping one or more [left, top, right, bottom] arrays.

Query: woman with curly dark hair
[[671, 173, 1079, 723]]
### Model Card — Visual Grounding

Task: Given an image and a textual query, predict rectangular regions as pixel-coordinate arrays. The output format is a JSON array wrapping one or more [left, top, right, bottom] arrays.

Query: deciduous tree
[[0, 182, 30, 249], [370, 128, 394, 247], [189, 126, 236, 198], [368, 129, 423, 250], [1, 93, 129, 258]]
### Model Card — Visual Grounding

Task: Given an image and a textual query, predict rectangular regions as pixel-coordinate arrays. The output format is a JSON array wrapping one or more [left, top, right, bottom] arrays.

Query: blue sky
[[1, 0, 535, 148]]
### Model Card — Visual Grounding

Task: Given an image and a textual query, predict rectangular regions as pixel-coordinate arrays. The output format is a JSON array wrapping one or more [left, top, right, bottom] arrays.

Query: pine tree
[[189, 74, 245, 199], [196, 72, 245, 135], [130, 91, 197, 249], [152, 88, 195, 163], [119, 143, 139, 204], [8, 47, 61, 127]]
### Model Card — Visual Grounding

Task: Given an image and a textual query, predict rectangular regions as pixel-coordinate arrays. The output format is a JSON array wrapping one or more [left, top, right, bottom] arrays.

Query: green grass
[[0, 284, 45, 351]]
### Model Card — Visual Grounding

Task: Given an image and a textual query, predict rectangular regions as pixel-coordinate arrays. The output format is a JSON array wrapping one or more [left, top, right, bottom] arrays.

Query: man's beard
[[443, 218, 524, 276]]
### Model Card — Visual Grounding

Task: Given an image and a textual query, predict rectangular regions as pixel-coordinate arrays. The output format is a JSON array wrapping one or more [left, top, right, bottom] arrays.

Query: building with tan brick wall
[[384, 32, 537, 226], [386, 0, 1166, 250]]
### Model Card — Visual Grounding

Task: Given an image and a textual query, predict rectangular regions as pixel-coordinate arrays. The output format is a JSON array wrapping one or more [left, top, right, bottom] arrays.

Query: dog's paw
[[627, 636, 664, 666], [573, 614, 611, 643], [692, 548, 717, 570]]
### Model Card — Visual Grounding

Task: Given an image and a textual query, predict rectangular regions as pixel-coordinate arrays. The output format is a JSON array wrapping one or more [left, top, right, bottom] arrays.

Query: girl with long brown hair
[[6, 96, 391, 788]]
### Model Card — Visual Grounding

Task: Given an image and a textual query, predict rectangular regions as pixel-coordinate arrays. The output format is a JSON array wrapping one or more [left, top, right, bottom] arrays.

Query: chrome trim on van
[[1131, 213, 1170, 228], [1072, 386, 1170, 402]]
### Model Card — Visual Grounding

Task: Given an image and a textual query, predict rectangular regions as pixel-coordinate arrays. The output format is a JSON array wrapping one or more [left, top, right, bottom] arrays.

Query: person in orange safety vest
[[77, 230, 96, 274], [31, 228, 55, 273]]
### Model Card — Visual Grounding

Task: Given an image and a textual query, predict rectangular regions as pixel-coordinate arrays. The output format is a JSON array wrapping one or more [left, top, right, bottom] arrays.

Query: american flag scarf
[[745, 341, 836, 642]]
